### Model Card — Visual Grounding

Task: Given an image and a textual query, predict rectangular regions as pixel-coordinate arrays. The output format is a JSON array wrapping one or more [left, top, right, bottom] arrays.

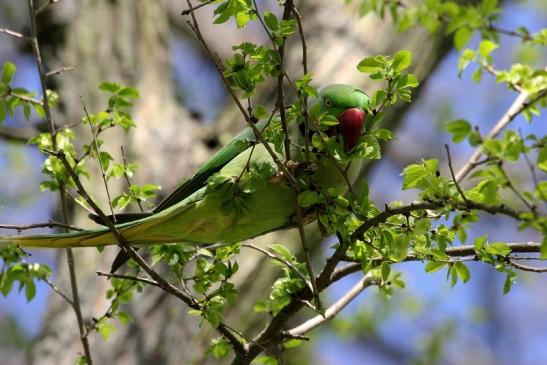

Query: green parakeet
[[0, 84, 370, 270]]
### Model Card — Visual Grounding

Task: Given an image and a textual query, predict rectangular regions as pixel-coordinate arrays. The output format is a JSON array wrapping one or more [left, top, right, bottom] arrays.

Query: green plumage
[[0, 84, 370, 250]]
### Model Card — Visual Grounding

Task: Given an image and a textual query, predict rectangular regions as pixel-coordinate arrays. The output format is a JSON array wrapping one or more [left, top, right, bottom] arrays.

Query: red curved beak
[[339, 108, 365, 150]]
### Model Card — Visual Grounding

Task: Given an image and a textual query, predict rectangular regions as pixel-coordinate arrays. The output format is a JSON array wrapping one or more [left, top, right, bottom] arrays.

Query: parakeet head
[[308, 84, 370, 150]]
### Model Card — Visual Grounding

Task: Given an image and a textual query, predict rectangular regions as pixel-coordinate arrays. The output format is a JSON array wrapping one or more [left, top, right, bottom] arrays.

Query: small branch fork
[[455, 89, 546, 182]]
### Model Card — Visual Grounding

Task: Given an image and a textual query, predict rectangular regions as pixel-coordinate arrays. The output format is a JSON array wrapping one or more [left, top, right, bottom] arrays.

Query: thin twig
[[242, 243, 312, 292], [487, 24, 533, 42], [0, 221, 84, 232], [45, 65, 75, 77], [41, 275, 74, 306], [0, 27, 29, 39], [290, 5, 310, 163], [181, 0, 216, 15], [496, 161, 537, 215], [286, 273, 378, 337], [506, 259, 547, 273], [5, 90, 43, 106], [445, 144, 469, 204], [97, 271, 159, 286], [121, 146, 144, 212], [81, 96, 116, 220]]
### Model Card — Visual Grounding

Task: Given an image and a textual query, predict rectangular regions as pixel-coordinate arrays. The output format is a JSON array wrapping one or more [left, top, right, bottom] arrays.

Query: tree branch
[[286, 273, 379, 337], [455, 89, 546, 182], [330, 242, 545, 283]]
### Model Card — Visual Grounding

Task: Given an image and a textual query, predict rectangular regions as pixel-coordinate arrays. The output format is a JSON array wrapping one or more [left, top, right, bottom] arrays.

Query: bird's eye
[[324, 99, 332, 107]]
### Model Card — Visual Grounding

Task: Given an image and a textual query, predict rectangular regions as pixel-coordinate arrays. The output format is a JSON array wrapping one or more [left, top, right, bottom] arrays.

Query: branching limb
[[506, 259, 547, 273], [286, 273, 379, 337], [455, 89, 546, 182], [331, 242, 545, 283]]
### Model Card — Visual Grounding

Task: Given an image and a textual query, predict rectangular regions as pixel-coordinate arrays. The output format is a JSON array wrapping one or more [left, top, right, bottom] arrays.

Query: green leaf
[[458, 49, 476, 75], [297, 190, 323, 208], [97, 319, 116, 340], [116, 311, 134, 325], [401, 164, 425, 190], [392, 234, 410, 261], [235, 11, 251, 28], [269, 244, 294, 262], [485, 242, 511, 257], [540, 238, 547, 259], [401, 159, 438, 190], [479, 40, 499, 58], [0, 99, 6, 122], [425, 261, 447, 273], [25, 280, 36, 301], [98, 82, 120, 93], [445, 119, 471, 143], [381, 262, 391, 281], [263, 11, 278, 31], [503, 271, 516, 294], [357, 56, 384, 73], [255, 356, 279, 365], [209, 337, 231, 359], [454, 27, 472, 50], [453, 262, 470, 283], [392, 50, 412, 72], [471, 68, 483, 83], [398, 73, 419, 88], [283, 339, 302, 349], [1, 62, 16, 84], [474, 235, 488, 251], [118, 87, 140, 99]]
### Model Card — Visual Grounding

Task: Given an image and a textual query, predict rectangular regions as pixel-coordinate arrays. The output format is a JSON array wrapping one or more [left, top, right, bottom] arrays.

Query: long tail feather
[[0, 227, 116, 248], [0, 200, 198, 249]]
